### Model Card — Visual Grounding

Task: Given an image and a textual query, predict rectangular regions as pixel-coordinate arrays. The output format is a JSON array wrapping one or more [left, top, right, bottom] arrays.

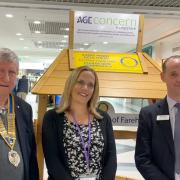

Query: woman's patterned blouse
[[63, 116, 104, 180]]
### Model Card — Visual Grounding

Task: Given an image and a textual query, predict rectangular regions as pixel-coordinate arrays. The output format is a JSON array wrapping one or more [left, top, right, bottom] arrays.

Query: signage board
[[70, 51, 143, 73], [74, 11, 139, 44]]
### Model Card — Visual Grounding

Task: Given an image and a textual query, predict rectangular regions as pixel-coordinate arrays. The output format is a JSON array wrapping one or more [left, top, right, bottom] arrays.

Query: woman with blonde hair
[[42, 66, 117, 180]]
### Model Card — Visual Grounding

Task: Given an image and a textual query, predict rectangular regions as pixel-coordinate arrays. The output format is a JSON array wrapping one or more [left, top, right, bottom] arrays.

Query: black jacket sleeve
[[28, 105, 39, 180], [42, 110, 72, 180], [100, 111, 117, 180]]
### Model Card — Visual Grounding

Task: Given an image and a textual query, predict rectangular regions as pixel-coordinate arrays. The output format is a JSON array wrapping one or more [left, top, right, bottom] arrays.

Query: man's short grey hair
[[0, 48, 19, 70]]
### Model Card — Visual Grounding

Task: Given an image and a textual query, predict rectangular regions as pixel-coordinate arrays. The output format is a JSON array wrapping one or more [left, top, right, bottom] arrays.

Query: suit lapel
[[14, 97, 28, 180], [156, 98, 174, 154]]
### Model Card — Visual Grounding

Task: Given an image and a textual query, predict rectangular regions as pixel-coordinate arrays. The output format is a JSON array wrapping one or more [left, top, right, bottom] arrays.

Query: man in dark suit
[[17, 75, 29, 101], [0, 48, 39, 180], [135, 55, 180, 180]]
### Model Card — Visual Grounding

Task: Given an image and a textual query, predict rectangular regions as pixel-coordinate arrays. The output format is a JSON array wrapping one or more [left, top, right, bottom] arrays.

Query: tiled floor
[[116, 139, 144, 180]]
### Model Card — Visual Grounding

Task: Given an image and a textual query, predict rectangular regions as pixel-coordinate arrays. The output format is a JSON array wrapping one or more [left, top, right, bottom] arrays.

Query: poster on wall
[[70, 50, 143, 73], [74, 11, 139, 44]]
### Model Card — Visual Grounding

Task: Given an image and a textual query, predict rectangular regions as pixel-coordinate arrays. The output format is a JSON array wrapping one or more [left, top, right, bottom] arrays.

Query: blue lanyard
[[9, 95, 13, 113], [72, 112, 92, 171]]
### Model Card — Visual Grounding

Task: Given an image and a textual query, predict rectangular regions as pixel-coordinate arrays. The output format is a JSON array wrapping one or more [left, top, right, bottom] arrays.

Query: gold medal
[[0, 95, 20, 167], [8, 150, 20, 167]]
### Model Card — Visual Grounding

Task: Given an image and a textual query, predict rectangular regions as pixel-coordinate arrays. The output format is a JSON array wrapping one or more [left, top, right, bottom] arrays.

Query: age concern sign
[[70, 51, 143, 73], [74, 11, 139, 44]]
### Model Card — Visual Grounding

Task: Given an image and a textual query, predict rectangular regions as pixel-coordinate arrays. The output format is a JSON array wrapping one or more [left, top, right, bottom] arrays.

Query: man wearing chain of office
[[0, 48, 39, 180]]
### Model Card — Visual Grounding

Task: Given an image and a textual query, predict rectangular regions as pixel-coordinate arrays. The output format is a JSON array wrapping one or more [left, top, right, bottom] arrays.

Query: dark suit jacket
[[14, 96, 39, 180], [135, 98, 175, 180], [42, 109, 117, 180]]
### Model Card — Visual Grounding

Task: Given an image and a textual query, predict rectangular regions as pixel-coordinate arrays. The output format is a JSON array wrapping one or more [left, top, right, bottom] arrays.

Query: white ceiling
[[0, 0, 180, 68]]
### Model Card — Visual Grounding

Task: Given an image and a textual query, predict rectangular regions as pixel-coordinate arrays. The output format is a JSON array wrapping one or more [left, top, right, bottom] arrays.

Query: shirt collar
[[167, 96, 178, 111]]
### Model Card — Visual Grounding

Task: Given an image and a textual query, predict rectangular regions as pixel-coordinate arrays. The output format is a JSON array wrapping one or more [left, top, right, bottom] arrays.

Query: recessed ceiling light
[[61, 40, 66, 43], [64, 35, 68, 38], [38, 46, 42, 48], [19, 38, 24, 41], [103, 42, 108, 44], [65, 28, 69, 31], [16, 33, 22, 36], [35, 31, 41, 34], [84, 43, 89, 46], [37, 41, 42, 44], [5, 14, 13, 18], [33, 20, 41, 24]]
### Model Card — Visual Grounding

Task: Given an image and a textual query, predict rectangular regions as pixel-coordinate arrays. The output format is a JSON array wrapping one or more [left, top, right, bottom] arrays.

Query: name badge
[[80, 178, 96, 180], [79, 174, 96, 180], [156, 115, 169, 121]]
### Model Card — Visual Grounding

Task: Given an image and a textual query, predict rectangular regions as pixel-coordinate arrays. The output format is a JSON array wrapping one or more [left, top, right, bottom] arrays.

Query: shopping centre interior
[[0, 0, 180, 180]]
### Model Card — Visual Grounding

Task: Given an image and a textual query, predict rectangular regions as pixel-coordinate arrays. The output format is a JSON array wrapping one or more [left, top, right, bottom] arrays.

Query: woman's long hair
[[56, 66, 102, 119]]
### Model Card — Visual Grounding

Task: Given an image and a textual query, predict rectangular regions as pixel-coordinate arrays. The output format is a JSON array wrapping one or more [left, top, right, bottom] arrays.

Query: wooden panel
[[115, 177, 126, 180], [32, 49, 166, 100], [114, 130, 137, 139], [115, 176, 138, 180], [38, 69, 162, 85], [45, 77, 66, 85], [51, 70, 70, 78], [99, 88, 166, 99], [98, 73, 161, 82], [34, 85, 64, 95], [55, 64, 69, 71], [32, 49, 68, 94], [34, 85, 167, 99], [142, 58, 153, 66], [57, 56, 69, 64], [36, 95, 48, 180], [147, 67, 161, 74], [69, 48, 75, 69], [43, 77, 166, 90], [143, 52, 162, 72], [36, 75, 165, 90], [69, 11, 74, 49], [99, 80, 166, 90], [137, 52, 148, 74], [136, 15, 144, 52], [44, 49, 68, 76], [50, 71, 163, 83]]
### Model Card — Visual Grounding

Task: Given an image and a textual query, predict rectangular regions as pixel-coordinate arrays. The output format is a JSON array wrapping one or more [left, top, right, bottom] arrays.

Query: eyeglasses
[[76, 80, 95, 90]]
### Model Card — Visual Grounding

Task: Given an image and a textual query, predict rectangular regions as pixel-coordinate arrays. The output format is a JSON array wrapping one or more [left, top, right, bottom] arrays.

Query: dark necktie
[[174, 103, 180, 174]]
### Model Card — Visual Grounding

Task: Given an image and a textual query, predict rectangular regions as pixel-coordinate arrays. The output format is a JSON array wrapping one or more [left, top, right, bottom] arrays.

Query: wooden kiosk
[[31, 11, 167, 180]]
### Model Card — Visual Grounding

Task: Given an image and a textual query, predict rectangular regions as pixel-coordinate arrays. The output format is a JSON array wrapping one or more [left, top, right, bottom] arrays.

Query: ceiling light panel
[[5, 14, 13, 18], [28, 20, 69, 35], [34, 41, 68, 49], [35, 0, 180, 7]]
